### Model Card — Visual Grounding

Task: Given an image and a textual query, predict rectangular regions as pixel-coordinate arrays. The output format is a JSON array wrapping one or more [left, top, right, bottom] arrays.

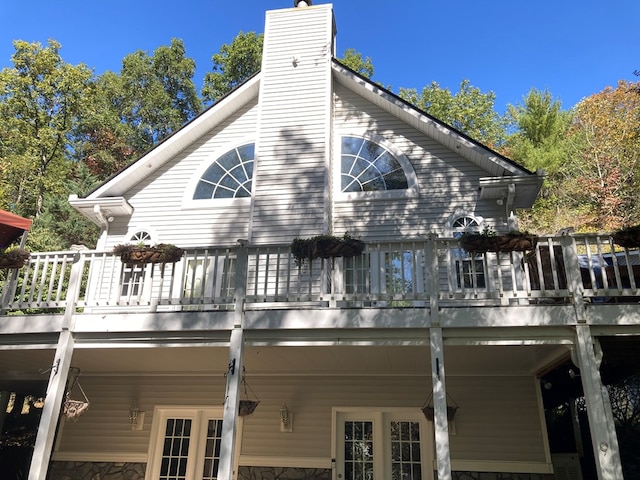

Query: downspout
[[92, 205, 110, 251], [505, 183, 518, 230]]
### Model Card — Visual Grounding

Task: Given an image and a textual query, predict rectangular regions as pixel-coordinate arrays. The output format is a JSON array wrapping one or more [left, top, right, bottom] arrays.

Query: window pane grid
[[390, 421, 422, 480], [159, 418, 192, 480], [341, 137, 408, 193], [344, 421, 374, 480], [202, 419, 223, 480], [195, 144, 254, 199]]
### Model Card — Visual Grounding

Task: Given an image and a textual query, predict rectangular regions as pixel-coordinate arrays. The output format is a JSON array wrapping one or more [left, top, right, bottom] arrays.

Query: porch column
[[218, 240, 249, 480], [218, 328, 245, 480], [430, 327, 452, 480], [574, 325, 623, 480], [28, 329, 75, 480]]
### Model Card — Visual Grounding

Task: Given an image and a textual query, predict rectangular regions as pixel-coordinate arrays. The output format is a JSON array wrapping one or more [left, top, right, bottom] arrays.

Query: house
[[0, 2, 638, 480]]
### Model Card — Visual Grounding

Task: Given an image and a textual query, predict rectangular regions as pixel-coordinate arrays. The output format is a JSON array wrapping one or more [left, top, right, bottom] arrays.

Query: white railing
[[1, 235, 639, 315]]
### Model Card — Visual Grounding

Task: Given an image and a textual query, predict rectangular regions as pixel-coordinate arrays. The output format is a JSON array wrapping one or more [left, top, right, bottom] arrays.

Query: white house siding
[[250, 6, 334, 245], [332, 84, 508, 241], [55, 374, 547, 468], [104, 100, 260, 250]]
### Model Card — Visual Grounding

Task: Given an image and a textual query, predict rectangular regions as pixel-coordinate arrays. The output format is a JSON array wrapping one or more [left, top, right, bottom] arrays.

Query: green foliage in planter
[[291, 233, 365, 265], [611, 225, 640, 248], [113, 243, 184, 265]]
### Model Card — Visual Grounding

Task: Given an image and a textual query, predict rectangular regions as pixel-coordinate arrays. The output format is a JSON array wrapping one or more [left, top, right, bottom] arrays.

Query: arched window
[[193, 144, 255, 199], [129, 230, 152, 245], [340, 136, 410, 193]]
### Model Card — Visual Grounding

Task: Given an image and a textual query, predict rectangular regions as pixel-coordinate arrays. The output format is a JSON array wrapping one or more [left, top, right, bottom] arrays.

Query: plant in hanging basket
[[113, 243, 184, 265], [0, 248, 30, 269], [459, 229, 538, 253], [291, 233, 365, 265], [611, 225, 640, 248]]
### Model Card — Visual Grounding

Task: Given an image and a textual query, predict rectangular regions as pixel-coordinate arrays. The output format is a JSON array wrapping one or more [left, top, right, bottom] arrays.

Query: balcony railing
[[1, 234, 639, 315]]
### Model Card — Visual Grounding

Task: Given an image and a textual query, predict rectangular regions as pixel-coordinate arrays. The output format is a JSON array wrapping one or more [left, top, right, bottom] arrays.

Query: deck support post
[[219, 327, 244, 480], [575, 325, 623, 480], [430, 327, 452, 480], [28, 329, 75, 480]]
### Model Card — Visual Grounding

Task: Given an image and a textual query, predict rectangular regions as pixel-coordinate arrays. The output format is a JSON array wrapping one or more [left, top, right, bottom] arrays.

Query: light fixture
[[294, 0, 312, 6], [280, 402, 293, 432], [129, 401, 145, 430]]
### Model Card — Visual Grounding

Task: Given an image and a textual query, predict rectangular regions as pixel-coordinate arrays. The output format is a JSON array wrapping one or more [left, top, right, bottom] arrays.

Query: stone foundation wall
[[238, 466, 331, 480], [452, 472, 555, 480], [47, 461, 146, 480]]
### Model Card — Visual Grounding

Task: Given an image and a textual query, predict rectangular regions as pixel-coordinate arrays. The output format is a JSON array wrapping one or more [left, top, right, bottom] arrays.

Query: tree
[[202, 32, 263, 104], [564, 81, 640, 231], [338, 48, 374, 78], [504, 89, 574, 234], [399, 80, 505, 147], [72, 39, 201, 179], [117, 38, 201, 150], [0, 40, 92, 218]]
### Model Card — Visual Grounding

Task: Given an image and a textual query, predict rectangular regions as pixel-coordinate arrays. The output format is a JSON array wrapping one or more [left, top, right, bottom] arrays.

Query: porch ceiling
[[0, 344, 568, 380]]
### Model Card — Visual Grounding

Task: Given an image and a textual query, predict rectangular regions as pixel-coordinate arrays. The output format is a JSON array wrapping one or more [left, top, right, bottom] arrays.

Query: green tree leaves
[[202, 32, 263, 104]]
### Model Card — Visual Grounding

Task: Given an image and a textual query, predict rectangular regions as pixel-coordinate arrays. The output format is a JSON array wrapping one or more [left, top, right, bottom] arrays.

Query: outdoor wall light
[[129, 401, 145, 431], [280, 402, 293, 432], [294, 0, 312, 7]]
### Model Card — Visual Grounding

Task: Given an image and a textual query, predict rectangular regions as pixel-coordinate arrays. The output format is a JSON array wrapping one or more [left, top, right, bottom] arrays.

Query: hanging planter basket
[[63, 368, 90, 422], [113, 244, 184, 265], [238, 369, 260, 417], [459, 232, 538, 253], [0, 248, 30, 269], [291, 234, 365, 265], [421, 393, 458, 422], [611, 225, 640, 248]]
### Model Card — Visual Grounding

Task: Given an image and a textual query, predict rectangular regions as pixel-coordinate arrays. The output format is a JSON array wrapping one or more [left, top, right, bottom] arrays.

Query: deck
[[1, 234, 639, 334]]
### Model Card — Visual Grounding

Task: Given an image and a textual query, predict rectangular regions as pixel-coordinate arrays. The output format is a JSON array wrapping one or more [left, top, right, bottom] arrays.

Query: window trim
[[335, 132, 419, 202], [182, 139, 256, 210]]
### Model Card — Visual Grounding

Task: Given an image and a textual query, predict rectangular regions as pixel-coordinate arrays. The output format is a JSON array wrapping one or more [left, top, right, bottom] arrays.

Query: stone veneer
[[47, 461, 146, 480], [238, 466, 331, 480], [47, 462, 554, 480], [452, 472, 555, 480]]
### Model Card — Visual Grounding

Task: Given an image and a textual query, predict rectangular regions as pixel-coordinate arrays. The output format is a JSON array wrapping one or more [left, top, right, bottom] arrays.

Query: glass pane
[[194, 181, 215, 199], [342, 136, 363, 155], [237, 143, 254, 161], [217, 150, 239, 170], [202, 419, 223, 480], [159, 418, 191, 480], [344, 421, 374, 480]]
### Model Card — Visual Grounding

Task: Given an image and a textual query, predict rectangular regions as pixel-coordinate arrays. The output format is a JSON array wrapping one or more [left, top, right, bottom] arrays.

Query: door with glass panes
[[146, 407, 239, 480], [335, 410, 432, 480]]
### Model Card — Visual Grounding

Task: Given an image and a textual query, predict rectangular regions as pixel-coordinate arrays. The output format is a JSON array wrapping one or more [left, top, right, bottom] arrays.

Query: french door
[[335, 410, 432, 480], [146, 407, 239, 480]]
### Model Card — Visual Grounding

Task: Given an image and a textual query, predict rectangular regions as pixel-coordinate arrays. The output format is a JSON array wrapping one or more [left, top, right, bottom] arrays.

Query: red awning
[[0, 209, 32, 249]]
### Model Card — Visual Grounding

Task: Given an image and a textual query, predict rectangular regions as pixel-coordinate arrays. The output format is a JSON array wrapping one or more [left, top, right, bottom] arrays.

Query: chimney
[[250, 4, 336, 244]]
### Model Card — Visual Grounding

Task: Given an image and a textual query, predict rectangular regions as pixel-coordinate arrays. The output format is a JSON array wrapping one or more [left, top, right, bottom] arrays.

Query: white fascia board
[[331, 63, 528, 177], [86, 75, 261, 199]]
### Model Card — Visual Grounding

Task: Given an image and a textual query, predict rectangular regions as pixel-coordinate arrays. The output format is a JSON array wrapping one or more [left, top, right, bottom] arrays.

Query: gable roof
[[331, 60, 544, 208], [71, 42, 543, 224]]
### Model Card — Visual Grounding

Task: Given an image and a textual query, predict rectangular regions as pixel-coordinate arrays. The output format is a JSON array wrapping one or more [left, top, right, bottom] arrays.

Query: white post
[[218, 328, 244, 480], [430, 327, 452, 480], [28, 329, 75, 480], [574, 325, 623, 480]]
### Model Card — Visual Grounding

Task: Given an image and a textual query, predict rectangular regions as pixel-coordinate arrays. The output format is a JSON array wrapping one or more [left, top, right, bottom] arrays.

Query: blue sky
[[0, 0, 638, 114]]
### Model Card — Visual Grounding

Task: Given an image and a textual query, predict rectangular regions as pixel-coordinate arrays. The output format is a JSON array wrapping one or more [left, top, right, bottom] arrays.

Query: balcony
[[1, 234, 639, 320]]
